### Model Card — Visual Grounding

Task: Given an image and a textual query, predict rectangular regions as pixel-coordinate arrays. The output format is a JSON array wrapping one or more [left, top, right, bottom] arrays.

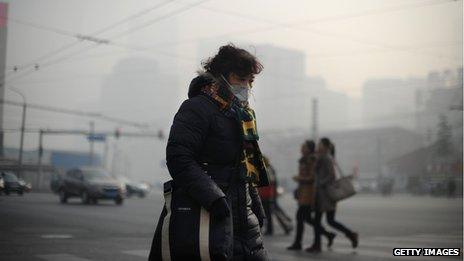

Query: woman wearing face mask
[[156, 44, 269, 260]]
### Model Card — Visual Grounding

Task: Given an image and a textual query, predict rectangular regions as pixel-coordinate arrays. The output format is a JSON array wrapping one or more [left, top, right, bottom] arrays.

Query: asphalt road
[[0, 191, 462, 261]]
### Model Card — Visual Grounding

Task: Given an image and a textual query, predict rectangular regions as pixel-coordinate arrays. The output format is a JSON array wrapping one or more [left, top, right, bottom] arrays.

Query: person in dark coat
[[258, 156, 293, 236], [307, 137, 358, 253], [287, 140, 335, 251], [150, 44, 269, 260]]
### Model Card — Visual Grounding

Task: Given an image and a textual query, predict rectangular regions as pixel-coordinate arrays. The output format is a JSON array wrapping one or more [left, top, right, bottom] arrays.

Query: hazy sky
[[2, 0, 463, 147]]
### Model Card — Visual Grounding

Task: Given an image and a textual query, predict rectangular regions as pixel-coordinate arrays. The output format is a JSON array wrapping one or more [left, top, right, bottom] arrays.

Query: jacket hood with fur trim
[[188, 72, 217, 98]]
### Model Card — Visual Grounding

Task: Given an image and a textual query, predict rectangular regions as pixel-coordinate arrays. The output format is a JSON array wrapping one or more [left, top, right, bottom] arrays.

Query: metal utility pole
[[18, 101, 26, 177], [37, 129, 43, 176], [0, 2, 9, 157], [103, 138, 109, 169], [312, 98, 319, 141], [89, 121, 95, 166], [8, 87, 26, 177], [376, 137, 382, 177]]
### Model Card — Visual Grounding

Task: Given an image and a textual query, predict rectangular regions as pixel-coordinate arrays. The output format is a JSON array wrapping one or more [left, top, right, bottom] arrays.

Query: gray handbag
[[327, 159, 356, 202]]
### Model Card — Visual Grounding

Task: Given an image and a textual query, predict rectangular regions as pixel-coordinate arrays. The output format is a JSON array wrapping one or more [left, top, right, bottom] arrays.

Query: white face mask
[[221, 75, 250, 103]]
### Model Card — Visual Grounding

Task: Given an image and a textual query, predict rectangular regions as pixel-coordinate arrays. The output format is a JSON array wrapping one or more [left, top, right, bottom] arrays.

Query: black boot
[[287, 243, 302, 251], [305, 245, 321, 254], [348, 232, 359, 249], [327, 232, 336, 248]]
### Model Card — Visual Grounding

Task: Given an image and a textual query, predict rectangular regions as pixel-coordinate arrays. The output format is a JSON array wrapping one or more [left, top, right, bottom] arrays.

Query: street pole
[[17, 102, 26, 177], [312, 98, 319, 141], [377, 137, 381, 177], [37, 129, 43, 177], [89, 121, 94, 166], [8, 87, 26, 178], [0, 3, 9, 158], [103, 138, 109, 169]]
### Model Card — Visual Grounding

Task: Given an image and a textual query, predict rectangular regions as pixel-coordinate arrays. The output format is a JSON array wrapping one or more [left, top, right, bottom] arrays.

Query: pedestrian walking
[[149, 44, 269, 260], [287, 140, 335, 251], [258, 156, 293, 236], [307, 137, 358, 253], [447, 178, 456, 198]]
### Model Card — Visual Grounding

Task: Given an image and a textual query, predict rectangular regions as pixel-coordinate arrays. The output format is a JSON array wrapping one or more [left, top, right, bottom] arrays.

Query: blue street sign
[[87, 133, 106, 142]]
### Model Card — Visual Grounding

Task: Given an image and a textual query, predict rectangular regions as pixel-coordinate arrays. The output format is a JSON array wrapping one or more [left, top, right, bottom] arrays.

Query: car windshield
[[83, 170, 112, 181], [2, 172, 18, 182]]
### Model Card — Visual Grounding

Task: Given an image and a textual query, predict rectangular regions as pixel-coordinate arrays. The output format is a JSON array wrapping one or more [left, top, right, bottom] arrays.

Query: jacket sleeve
[[249, 185, 266, 223], [166, 98, 225, 210], [293, 175, 313, 184], [317, 156, 336, 188]]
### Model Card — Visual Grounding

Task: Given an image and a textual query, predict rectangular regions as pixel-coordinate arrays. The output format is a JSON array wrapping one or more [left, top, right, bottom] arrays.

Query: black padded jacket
[[165, 74, 267, 259]]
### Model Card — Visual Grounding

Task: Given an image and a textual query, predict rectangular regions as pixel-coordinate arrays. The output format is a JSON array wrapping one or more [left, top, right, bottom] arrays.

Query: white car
[[0, 176, 4, 193]]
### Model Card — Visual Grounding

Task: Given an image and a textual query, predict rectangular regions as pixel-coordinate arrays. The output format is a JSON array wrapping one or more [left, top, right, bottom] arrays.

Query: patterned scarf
[[201, 82, 269, 187]]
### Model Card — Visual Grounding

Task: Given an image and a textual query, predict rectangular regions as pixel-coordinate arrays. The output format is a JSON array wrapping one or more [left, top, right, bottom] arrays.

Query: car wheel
[[115, 197, 123, 205], [137, 192, 145, 198], [18, 190, 24, 196], [59, 190, 68, 203], [91, 198, 98, 205], [81, 191, 90, 204], [4, 189, 10, 195]]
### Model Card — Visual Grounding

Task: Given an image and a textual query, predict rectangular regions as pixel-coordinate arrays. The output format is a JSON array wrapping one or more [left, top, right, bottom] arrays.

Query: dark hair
[[202, 44, 263, 78], [320, 137, 335, 157], [305, 140, 315, 153]]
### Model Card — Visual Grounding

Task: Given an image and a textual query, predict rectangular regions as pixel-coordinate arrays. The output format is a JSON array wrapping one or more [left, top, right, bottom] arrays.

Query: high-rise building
[[362, 77, 426, 130]]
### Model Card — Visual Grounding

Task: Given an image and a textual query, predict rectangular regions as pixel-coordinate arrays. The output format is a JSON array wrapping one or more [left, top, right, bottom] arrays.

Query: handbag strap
[[161, 182, 173, 261], [329, 155, 345, 178]]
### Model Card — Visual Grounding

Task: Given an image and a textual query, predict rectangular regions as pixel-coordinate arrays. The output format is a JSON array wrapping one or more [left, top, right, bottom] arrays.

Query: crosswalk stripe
[[412, 234, 462, 240], [333, 247, 461, 261], [118, 233, 462, 261], [267, 235, 461, 247], [269, 252, 315, 261], [265, 236, 462, 260], [37, 254, 93, 261], [122, 249, 149, 258], [371, 236, 462, 244]]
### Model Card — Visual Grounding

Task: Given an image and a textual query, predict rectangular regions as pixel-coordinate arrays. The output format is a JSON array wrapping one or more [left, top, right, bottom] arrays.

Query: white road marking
[[37, 254, 92, 261], [113, 233, 463, 261], [40, 234, 74, 239], [265, 234, 462, 260], [371, 236, 461, 244], [122, 249, 149, 257]]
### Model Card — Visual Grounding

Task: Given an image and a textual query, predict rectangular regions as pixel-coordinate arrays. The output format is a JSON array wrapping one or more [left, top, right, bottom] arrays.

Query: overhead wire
[[0, 99, 149, 128], [4, 0, 207, 84], [191, 0, 460, 63], [3, 0, 176, 73], [145, 0, 459, 49], [5, 0, 461, 85]]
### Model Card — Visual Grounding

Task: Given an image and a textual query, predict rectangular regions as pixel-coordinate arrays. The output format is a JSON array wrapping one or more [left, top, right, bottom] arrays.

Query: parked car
[[18, 178, 32, 193], [0, 175, 4, 194], [1, 171, 25, 195], [50, 172, 63, 194], [126, 182, 150, 198], [115, 176, 150, 198], [58, 167, 126, 205]]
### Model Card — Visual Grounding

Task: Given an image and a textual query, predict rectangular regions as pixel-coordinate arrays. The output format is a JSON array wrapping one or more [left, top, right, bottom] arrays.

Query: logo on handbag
[[177, 207, 191, 211]]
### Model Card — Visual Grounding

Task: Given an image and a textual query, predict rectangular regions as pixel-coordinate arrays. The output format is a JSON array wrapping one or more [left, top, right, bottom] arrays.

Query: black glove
[[209, 197, 230, 221], [258, 216, 265, 229]]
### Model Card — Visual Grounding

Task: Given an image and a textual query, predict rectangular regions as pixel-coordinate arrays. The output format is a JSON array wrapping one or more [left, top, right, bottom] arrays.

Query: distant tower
[[0, 2, 8, 157]]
